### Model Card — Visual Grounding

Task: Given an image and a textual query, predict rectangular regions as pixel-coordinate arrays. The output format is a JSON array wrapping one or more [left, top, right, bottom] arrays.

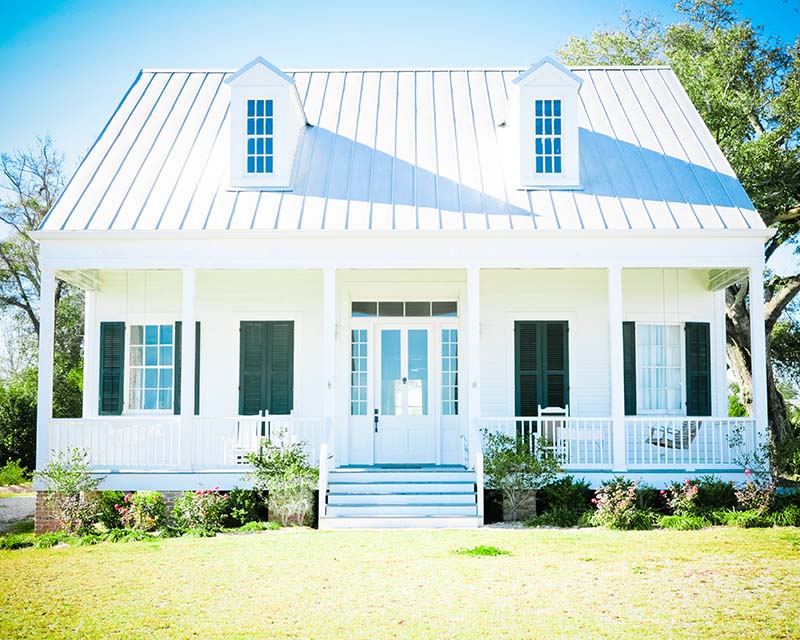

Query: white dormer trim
[[226, 57, 307, 190], [511, 56, 583, 190]]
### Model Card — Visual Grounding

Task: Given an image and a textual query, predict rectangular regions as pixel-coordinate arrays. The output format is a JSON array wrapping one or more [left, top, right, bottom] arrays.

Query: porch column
[[466, 267, 481, 464], [748, 264, 769, 452], [82, 290, 97, 417], [36, 269, 56, 472], [322, 268, 336, 452], [180, 269, 196, 469], [607, 266, 627, 472]]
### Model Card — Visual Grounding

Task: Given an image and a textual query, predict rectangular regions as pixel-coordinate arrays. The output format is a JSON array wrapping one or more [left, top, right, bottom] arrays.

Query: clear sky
[[0, 0, 798, 268]]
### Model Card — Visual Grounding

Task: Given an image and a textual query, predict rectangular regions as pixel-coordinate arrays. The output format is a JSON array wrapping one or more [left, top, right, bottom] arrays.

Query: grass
[[1, 528, 799, 639], [452, 544, 511, 556]]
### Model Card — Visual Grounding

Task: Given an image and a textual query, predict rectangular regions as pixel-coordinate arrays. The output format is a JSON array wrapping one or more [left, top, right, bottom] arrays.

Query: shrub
[[0, 368, 37, 472], [539, 476, 593, 513], [657, 514, 710, 530], [235, 520, 281, 533], [221, 488, 269, 527], [172, 488, 229, 533], [34, 448, 102, 534], [734, 470, 775, 515], [482, 431, 562, 520], [577, 510, 596, 528], [664, 479, 700, 516], [0, 459, 29, 486], [590, 477, 655, 530], [102, 528, 152, 543], [695, 475, 737, 511], [0, 533, 34, 550], [715, 509, 772, 528], [33, 532, 73, 548], [636, 483, 670, 514], [96, 491, 126, 530], [246, 434, 318, 527], [770, 504, 800, 527], [525, 505, 583, 528], [115, 491, 166, 531]]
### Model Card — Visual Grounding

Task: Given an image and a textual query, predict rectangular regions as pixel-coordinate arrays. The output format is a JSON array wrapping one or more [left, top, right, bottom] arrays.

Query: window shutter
[[239, 321, 267, 415], [267, 321, 294, 415], [174, 321, 201, 416], [685, 322, 711, 416], [515, 321, 539, 416], [623, 322, 637, 416], [543, 321, 569, 408], [99, 322, 125, 416]]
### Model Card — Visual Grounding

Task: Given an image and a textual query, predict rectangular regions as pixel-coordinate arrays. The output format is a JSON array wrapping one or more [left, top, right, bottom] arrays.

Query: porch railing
[[48, 415, 324, 471], [625, 417, 757, 469], [476, 417, 614, 468]]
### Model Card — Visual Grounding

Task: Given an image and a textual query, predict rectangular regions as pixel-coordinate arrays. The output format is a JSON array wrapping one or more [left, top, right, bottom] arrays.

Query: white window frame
[[635, 322, 686, 416], [124, 321, 175, 415]]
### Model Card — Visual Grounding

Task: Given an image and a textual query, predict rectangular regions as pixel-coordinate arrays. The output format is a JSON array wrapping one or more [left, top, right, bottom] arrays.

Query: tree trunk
[[726, 285, 793, 470]]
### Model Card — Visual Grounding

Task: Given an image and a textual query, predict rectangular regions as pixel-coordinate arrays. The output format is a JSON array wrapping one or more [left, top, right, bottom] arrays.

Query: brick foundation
[[34, 492, 60, 534]]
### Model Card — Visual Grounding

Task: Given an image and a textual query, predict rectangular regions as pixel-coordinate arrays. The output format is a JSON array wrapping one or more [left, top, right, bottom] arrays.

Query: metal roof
[[41, 66, 763, 233]]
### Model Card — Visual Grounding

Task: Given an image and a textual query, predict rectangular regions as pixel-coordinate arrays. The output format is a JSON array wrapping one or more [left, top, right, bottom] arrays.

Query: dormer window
[[246, 99, 274, 174], [534, 99, 562, 174], [226, 57, 307, 190], [510, 57, 582, 189]]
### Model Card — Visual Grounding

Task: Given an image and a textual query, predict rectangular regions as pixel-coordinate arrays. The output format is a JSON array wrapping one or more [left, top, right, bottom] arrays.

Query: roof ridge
[[139, 65, 673, 74]]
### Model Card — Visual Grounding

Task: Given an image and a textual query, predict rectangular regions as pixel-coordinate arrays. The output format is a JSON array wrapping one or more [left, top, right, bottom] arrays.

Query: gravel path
[[0, 495, 35, 532]]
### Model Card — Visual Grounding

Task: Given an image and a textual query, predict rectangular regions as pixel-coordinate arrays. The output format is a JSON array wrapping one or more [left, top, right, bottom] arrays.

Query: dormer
[[510, 57, 582, 189], [225, 57, 307, 190]]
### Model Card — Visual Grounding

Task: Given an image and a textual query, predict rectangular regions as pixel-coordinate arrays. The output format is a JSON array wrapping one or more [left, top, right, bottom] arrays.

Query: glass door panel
[[407, 329, 428, 416], [380, 329, 402, 416]]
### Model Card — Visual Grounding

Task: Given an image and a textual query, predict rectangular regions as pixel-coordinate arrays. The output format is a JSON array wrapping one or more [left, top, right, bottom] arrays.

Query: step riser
[[329, 493, 477, 505], [329, 472, 475, 483], [326, 504, 478, 517], [319, 516, 481, 529], [327, 482, 475, 494]]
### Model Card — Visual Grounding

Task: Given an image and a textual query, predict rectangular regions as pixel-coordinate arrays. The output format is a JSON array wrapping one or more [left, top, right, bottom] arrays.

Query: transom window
[[636, 324, 682, 414], [129, 325, 174, 411], [534, 99, 562, 174], [246, 98, 274, 174], [351, 301, 457, 318]]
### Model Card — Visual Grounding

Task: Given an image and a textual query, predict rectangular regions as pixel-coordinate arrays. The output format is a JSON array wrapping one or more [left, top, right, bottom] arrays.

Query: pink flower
[[591, 498, 597, 504], [214, 486, 219, 491], [659, 490, 666, 495], [684, 479, 691, 485], [124, 493, 131, 502], [745, 469, 751, 475], [195, 490, 201, 495], [114, 504, 120, 509]]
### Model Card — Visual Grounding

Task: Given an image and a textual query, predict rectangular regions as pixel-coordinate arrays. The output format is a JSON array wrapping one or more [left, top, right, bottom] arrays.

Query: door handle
[[374, 409, 379, 433], [402, 377, 407, 384]]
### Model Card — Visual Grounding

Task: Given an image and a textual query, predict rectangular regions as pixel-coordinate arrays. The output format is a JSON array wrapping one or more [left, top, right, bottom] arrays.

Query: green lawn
[[1, 527, 799, 639]]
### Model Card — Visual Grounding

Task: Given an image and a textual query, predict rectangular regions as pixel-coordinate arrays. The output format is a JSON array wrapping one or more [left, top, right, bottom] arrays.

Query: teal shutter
[[99, 322, 125, 416], [515, 321, 539, 416], [685, 322, 711, 416], [174, 321, 201, 416], [623, 322, 637, 415], [238, 321, 294, 415], [515, 321, 569, 415]]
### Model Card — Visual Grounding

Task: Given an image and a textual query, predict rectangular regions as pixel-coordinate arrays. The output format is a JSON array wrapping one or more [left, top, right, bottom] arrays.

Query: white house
[[34, 57, 770, 529]]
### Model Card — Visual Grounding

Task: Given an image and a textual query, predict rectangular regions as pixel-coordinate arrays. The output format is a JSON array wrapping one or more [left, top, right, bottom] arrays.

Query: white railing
[[625, 417, 757, 469], [49, 417, 181, 469], [192, 415, 324, 468], [49, 415, 324, 470], [477, 417, 614, 468]]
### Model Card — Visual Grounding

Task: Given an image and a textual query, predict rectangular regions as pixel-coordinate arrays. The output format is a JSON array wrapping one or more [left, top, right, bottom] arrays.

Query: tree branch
[[765, 273, 800, 333]]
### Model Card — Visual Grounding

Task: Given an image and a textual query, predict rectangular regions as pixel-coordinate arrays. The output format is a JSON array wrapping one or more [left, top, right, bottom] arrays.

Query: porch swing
[[643, 270, 702, 451]]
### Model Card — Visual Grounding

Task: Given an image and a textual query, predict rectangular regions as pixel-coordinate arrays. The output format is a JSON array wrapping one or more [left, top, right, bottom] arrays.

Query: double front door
[[374, 326, 435, 463]]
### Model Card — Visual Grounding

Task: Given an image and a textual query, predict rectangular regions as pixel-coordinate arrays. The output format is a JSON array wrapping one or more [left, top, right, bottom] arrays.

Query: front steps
[[318, 466, 482, 529]]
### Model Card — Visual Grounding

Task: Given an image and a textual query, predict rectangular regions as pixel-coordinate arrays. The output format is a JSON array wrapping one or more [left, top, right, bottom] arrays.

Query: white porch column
[[36, 269, 56, 472], [180, 269, 196, 469], [608, 266, 627, 472], [82, 290, 97, 417], [748, 264, 768, 452], [466, 267, 481, 464], [322, 268, 336, 454]]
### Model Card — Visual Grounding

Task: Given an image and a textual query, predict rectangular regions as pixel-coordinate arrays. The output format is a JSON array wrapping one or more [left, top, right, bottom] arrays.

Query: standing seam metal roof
[[40, 66, 763, 233]]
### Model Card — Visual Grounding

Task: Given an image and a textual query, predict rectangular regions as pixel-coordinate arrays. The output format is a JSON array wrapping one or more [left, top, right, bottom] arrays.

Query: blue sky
[[0, 0, 797, 269]]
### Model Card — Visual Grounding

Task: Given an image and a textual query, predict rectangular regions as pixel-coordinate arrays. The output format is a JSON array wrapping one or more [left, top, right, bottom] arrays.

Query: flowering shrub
[[172, 487, 229, 533], [34, 448, 103, 534], [664, 479, 700, 516], [590, 477, 655, 530], [114, 491, 166, 531], [734, 469, 775, 515]]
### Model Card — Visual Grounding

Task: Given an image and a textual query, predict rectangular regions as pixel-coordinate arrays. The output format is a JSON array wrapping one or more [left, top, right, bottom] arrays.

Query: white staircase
[[318, 466, 482, 529]]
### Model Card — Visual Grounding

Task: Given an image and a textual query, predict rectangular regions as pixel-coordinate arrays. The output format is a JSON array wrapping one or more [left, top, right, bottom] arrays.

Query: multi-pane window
[[637, 324, 682, 414], [350, 329, 368, 416], [441, 329, 458, 416], [129, 325, 174, 411], [246, 99, 274, 174], [534, 99, 562, 174]]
